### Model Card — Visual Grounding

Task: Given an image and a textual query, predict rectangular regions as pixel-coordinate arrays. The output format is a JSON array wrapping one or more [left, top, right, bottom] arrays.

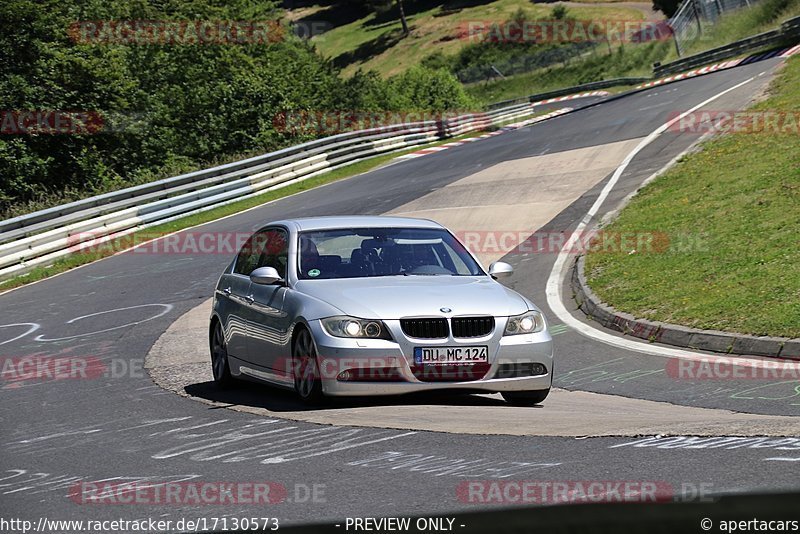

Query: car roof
[[268, 216, 444, 232]]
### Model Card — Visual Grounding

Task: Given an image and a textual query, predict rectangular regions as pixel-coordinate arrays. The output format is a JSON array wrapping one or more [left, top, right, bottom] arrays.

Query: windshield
[[297, 227, 484, 279]]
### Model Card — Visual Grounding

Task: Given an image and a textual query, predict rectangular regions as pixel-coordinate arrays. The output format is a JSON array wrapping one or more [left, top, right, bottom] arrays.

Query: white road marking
[[0, 323, 41, 346], [543, 76, 797, 368], [33, 303, 173, 342]]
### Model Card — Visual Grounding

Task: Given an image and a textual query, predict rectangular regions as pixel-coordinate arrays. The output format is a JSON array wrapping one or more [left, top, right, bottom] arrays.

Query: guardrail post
[[693, 0, 703, 37]]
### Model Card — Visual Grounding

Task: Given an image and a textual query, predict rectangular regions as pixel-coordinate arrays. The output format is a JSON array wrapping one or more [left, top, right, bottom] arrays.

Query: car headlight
[[503, 310, 545, 336], [321, 316, 393, 340]]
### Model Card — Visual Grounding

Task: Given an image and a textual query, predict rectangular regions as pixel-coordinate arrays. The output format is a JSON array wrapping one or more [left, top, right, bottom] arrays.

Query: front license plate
[[414, 346, 488, 365]]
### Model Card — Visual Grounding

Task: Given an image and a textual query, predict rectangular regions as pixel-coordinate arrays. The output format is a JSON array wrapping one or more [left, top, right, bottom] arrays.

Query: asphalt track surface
[[1, 58, 798, 529]]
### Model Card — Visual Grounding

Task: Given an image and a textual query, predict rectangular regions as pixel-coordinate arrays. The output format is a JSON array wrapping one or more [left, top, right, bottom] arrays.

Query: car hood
[[294, 276, 532, 319]]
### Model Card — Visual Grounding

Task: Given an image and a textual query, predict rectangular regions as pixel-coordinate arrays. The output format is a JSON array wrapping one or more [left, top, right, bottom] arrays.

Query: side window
[[234, 228, 289, 277], [234, 232, 263, 276], [256, 229, 289, 279]]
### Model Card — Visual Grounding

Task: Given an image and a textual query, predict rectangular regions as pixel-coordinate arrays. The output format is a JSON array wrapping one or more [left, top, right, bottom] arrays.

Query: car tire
[[210, 321, 235, 388], [293, 327, 325, 405], [502, 388, 550, 406]]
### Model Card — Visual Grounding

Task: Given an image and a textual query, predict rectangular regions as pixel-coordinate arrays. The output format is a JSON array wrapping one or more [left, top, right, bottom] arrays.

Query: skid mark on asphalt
[[0, 468, 199, 497], [610, 436, 800, 450], [346, 451, 560, 478], [610, 436, 800, 464], [0, 340, 145, 390], [33, 304, 174, 342], [1, 303, 173, 350], [0, 323, 41, 346], [557, 358, 800, 408], [4, 416, 416, 465]]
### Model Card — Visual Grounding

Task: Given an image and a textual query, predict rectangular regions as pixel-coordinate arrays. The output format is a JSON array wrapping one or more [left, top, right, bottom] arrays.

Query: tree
[[356, 0, 410, 36], [653, 0, 681, 18], [397, 0, 409, 35]]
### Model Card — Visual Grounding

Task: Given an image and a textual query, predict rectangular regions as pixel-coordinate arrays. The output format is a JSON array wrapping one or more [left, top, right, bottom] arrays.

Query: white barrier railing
[[0, 102, 550, 281]]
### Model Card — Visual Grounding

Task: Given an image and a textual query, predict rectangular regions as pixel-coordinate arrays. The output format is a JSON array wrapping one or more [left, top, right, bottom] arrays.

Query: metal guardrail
[[0, 104, 541, 281], [485, 77, 650, 110], [655, 15, 800, 76]]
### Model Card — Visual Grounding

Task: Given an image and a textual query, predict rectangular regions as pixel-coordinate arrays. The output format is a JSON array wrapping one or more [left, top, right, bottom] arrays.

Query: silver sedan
[[210, 216, 553, 405]]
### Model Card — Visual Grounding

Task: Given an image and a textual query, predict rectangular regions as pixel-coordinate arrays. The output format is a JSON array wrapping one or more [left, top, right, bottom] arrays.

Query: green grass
[[466, 40, 670, 106], [307, 0, 646, 77], [0, 131, 491, 293], [583, 56, 800, 338], [661, 0, 800, 63], [464, 0, 800, 107]]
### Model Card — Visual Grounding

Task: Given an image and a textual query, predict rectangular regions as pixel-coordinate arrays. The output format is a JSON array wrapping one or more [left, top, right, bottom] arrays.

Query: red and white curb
[[530, 90, 609, 107], [781, 43, 800, 58], [637, 44, 800, 90], [393, 132, 503, 160], [637, 59, 746, 89], [394, 107, 574, 161]]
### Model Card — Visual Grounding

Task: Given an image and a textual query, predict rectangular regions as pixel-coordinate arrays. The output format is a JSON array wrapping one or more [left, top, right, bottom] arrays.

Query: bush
[[0, 0, 474, 218], [387, 66, 474, 111], [551, 5, 568, 20]]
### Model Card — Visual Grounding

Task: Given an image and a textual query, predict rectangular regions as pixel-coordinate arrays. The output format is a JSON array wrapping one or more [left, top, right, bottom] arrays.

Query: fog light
[[337, 369, 353, 381], [531, 363, 546, 375]]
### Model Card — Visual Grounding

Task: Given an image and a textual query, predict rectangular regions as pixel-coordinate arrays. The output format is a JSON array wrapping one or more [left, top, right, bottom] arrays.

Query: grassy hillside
[[465, 40, 670, 105], [662, 0, 800, 63], [456, 0, 800, 106], [296, 0, 800, 108], [303, 0, 649, 77]]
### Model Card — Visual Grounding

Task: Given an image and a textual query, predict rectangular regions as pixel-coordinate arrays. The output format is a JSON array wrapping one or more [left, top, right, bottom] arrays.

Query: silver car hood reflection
[[295, 276, 531, 319]]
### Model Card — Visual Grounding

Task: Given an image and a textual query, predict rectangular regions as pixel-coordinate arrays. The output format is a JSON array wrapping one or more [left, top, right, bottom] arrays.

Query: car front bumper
[[307, 319, 554, 397]]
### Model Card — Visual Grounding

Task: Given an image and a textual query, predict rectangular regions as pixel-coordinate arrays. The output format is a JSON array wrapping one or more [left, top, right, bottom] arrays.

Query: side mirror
[[250, 266, 284, 285], [488, 261, 513, 279]]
